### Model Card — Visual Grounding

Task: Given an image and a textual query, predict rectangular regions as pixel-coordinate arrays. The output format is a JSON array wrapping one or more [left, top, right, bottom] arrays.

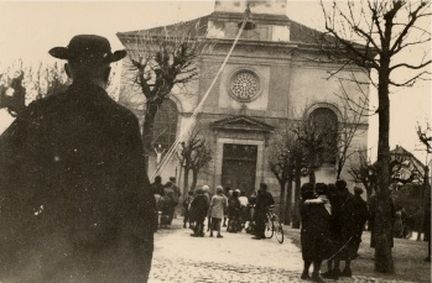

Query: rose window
[[230, 70, 260, 102]]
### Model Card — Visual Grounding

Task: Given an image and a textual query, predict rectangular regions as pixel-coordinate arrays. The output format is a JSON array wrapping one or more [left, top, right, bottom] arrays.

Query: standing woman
[[300, 183, 330, 282], [209, 186, 227, 238]]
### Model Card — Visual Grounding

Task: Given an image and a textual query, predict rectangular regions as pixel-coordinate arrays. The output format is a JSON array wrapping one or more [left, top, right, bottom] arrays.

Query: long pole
[[150, 10, 251, 180]]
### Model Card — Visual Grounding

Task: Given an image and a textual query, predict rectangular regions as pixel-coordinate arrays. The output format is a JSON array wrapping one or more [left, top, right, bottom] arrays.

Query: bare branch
[[389, 70, 431, 87], [390, 1, 430, 54], [390, 60, 432, 71]]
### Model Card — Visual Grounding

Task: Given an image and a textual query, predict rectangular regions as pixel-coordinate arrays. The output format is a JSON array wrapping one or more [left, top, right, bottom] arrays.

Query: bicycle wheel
[[273, 216, 284, 244], [264, 216, 274, 239]]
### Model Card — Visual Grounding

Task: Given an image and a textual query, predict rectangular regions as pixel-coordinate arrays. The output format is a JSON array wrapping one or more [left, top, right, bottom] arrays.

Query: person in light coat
[[209, 186, 227, 238]]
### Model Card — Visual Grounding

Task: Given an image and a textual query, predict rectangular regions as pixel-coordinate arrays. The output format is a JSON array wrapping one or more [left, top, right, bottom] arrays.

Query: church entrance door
[[221, 144, 257, 196]]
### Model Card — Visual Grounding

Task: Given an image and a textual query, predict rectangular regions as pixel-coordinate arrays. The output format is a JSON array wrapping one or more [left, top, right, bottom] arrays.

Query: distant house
[[390, 145, 426, 187]]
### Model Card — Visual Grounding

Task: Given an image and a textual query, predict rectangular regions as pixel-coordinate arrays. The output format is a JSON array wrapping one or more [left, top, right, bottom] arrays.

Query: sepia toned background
[[0, 0, 430, 164]]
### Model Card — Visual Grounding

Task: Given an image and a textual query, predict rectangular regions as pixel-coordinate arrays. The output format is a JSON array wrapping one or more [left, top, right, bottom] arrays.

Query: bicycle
[[264, 208, 285, 244]]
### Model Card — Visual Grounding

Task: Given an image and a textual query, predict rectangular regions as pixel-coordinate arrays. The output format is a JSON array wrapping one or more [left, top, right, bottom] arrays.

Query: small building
[[117, 0, 370, 201], [390, 145, 426, 187]]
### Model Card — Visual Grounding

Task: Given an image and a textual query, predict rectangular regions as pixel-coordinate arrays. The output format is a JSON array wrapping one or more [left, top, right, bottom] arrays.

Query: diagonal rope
[[150, 13, 250, 181]]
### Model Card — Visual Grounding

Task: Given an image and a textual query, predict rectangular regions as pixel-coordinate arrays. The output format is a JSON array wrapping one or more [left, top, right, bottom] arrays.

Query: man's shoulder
[[111, 102, 139, 124], [27, 91, 67, 109]]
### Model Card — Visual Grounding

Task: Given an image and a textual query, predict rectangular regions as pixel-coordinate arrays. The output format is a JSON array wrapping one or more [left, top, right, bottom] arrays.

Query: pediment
[[210, 115, 274, 133]]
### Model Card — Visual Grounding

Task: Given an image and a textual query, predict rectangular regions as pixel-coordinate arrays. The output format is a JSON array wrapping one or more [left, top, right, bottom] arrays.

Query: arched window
[[153, 98, 178, 149], [309, 107, 338, 165]]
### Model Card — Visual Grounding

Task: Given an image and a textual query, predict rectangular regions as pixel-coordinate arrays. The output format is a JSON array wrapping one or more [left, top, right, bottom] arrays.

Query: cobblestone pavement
[[148, 220, 414, 283]]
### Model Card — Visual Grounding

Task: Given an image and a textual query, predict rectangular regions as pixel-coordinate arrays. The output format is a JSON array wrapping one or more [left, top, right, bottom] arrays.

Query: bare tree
[[177, 129, 212, 194], [120, 20, 208, 170], [190, 143, 212, 193], [350, 148, 424, 199], [417, 123, 432, 154], [349, 151, 377, 199], [292, 112, 334, 185], [269, 129, 296, 224], [334, 78, 369, 179], [321, 0, 431, 273], [0, 62, 69, 116], [416, 122, 431, 258]]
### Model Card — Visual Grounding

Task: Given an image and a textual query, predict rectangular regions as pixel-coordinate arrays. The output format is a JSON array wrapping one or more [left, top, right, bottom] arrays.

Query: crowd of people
[[299, 180, 368, 282], [151, 177, 275, 240], [151, 176, 181, 229]]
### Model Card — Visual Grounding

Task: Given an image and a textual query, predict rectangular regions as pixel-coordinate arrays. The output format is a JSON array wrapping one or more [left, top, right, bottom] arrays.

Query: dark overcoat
[[300, 202, 332, 261], [190, 194, 209, 222], [0, 81, 156, 283]]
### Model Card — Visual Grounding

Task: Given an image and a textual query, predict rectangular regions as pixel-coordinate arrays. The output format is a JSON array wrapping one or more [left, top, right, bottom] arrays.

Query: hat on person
[[216, 186, 224, 194], [315, 183, 328, 195], [49, 34, 127, 64], [301, 183, 314, 195], [335, 179, 347, 191], [354, 186, 364, 195]]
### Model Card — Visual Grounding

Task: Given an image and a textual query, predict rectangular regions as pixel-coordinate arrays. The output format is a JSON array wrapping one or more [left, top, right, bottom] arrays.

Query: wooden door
[[221, 144, 257, 196]]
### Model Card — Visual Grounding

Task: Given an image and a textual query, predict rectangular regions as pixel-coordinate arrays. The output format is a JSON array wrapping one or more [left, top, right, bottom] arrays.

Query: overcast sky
[[0, 0, 430, 162]]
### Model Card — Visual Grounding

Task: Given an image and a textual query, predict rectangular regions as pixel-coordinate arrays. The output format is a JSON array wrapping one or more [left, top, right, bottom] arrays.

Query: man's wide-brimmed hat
[[49, 34, 127, 64]]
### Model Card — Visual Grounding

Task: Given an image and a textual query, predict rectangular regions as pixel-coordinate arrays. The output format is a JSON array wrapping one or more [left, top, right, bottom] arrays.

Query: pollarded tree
[[269, 129, 298, 224], [119, 20, 209, 171], [177, 129, 212, 195], [292, 111, 336, 185], [321, 0, 431, 273]]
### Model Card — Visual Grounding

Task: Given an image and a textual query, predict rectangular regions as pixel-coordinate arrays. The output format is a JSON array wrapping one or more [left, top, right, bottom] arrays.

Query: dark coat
[[0, 81, 155, 283], [255, 190, 274, 212], [228, 196, 241, 217], [190, 194, 209, 221], [300, 201, 332, 261], [334, 192, 368, 259], [351, 195, 368, 236]]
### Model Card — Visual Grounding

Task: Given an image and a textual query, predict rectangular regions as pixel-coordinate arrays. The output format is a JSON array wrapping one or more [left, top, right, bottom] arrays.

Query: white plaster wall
[[271, 25, 290, 42], [288, 64, 370, 125]]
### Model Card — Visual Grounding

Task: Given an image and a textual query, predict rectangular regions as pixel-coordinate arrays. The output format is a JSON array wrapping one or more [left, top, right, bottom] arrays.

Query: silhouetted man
[[351, 186, 368, 258], [0, 35, 155, 283], [252, 183, 274, 240]]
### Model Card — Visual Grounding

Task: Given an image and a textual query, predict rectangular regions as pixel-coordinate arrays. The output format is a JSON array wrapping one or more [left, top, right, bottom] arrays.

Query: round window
[[229, 70, 261, 102]]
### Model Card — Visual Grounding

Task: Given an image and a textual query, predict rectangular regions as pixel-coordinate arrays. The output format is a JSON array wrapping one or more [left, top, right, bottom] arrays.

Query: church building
[[117, 0, 370, 200]]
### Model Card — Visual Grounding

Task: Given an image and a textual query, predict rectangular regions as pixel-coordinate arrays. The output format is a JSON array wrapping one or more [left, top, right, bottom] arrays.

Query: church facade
[[117, 0, 369, 199]]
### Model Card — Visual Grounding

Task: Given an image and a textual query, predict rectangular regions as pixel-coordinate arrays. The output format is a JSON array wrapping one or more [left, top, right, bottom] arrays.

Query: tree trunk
[[292, 169, 302, 229], [183, 167, 190, 194], [191, 168, 198, 191], [336, 159, 343, 180], [309, 168, 316, 185], [279, 181, 286, 223], [285, 178, 293, 225], [374, 60, 394, 273], [142, 101, 159, 173]]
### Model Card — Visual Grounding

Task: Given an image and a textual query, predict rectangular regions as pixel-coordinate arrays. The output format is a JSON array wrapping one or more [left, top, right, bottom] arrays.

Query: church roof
[[117, 12, 335, 47], [117, 14, 211, 40]]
